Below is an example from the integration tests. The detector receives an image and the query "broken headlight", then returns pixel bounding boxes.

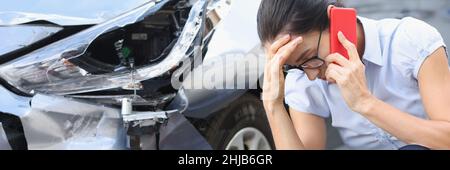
[0,0,206,95]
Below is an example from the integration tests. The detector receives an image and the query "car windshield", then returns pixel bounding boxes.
[0,0,152,25]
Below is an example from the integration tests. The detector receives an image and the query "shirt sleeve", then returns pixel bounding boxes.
[284,70,330,118]
[401,17,447,80]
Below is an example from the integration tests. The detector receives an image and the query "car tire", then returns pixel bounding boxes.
[203,94,274,150]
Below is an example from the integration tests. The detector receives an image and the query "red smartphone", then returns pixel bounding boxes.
[329,7,357,60]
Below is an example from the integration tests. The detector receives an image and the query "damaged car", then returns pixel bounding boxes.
[0,0,273,150]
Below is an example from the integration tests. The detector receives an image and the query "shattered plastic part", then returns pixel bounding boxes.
[0,25,62,56]
[0,0,207,95]
[21,94,126,150]
[0,122,12,150]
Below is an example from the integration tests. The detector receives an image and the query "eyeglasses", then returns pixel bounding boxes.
[284,29,325,72]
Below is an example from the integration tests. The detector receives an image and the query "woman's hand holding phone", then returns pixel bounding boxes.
[325,32,375,114]
[262,35,303,112]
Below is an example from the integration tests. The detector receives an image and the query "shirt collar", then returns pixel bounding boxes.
[358,16,383,66]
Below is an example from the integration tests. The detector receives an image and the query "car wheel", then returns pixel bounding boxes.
[203,94,274,150]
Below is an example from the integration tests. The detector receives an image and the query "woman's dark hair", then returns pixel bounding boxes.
[257,0,342,44]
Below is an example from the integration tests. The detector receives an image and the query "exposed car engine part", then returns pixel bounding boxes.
[70,4,192,74]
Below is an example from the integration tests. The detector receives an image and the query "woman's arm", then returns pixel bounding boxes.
[264,104,305,149]
[262,34,305,149]
[262,34,327,150]
[264,104,327,150]
[326,32,450,149]
[360,47,450,149]
[289,108,327,150]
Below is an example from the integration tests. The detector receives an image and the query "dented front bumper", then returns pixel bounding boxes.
[0,85,211,150]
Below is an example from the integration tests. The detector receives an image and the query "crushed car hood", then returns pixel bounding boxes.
[0,25,62,56]
[0,0,153,26]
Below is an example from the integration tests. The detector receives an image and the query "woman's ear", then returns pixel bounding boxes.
[327,5,335,18]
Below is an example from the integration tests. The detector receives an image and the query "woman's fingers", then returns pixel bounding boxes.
[268,34,291,60]
[269,36,303,86]
[265,35,290,81]
[325,63,344,84]
[263,35,302,101]
[338,31,358,62]
[325,53,350,68]
[275,36,303,68]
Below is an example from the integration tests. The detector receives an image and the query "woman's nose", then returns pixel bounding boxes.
[304,69,320,80]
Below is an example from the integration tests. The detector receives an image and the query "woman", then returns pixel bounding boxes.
[258,0,450,150]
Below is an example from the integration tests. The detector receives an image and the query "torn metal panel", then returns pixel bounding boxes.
[0,25,62,56]
[0,0,207,95]
[0,0,153,26]
[21,94,126,150]
[139,112,212,150]
[0,122,12,150]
